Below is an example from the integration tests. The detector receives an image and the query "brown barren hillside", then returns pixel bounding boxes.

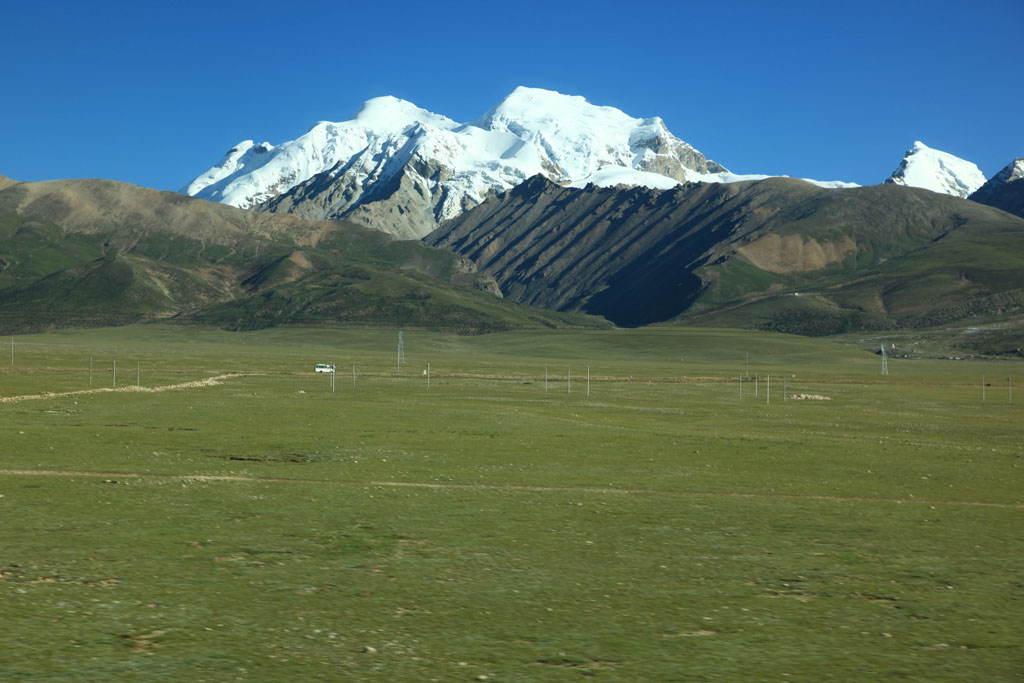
[0,178,335,247]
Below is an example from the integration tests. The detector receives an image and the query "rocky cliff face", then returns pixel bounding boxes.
[263,161,449,241]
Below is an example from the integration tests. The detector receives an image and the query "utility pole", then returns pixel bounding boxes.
[397,330,405,372]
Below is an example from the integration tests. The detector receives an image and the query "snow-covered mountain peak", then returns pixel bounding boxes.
[182,140,276,197]
[352,95,458,133]
[884,141,986,198]
[183,86,857,238]
[968,157,1024,217]
[990,157,1024,184]
[477,86,631,128]
[471,87,692,181]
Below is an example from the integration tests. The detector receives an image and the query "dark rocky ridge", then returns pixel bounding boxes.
[428,175,762,325]
[969,158,1024,219]
[427,175,1024,329]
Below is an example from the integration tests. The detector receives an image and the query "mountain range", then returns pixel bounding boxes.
[183,87,857,239]
[183,88,1023,234]
[3,87,1022,355]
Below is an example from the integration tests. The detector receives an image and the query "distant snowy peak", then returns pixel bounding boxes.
[968,157,1024,219]
[988,157,1024,185]
[568,166,858,191]
[884,141,986,198]
[567,167,683,190]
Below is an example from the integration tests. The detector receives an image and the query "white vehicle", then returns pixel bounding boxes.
[314,363,335,373]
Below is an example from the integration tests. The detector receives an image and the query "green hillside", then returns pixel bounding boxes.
[0,178,605,334]
[683,193,1024,354]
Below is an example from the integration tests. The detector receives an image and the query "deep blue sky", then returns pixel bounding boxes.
[4,0,1021,191]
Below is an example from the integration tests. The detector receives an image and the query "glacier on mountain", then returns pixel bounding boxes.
[884,141,986,198]
[183,87,856,238]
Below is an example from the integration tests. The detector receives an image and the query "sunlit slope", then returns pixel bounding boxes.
[0,178,603,332]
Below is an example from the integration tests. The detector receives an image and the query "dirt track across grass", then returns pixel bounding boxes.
[0,468,1019,509]
[0,373,251,404]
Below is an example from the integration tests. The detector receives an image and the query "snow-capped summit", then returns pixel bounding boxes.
[884,141,986,198]
[183,140,274,198]
[985,157,1024,186]
[472,86,723,181]
[351,95,459,132]
[968,157,1024,219]
[182,87,856,238]
[181,95,459,210]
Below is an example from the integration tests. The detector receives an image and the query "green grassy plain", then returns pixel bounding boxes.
[1,325,1021,681]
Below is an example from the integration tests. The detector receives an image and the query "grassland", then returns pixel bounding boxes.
[1,325,1021,681]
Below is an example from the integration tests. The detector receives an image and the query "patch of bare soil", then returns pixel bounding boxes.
[0,373,250,404]
[119,630,169,652]
[737,234,856,273]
